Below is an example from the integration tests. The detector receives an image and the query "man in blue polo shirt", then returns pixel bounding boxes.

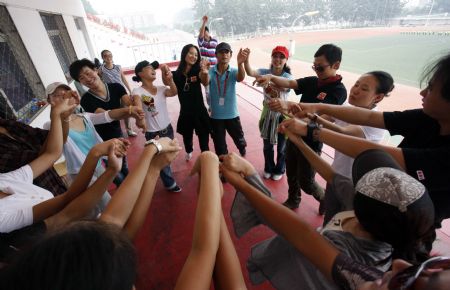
[208,42,247,156]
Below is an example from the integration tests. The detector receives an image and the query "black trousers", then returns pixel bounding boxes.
[181,130,210,153]
[210,117,247,156]
[285,140,324,204]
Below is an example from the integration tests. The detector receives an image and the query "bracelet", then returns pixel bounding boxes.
[128,105,132,115]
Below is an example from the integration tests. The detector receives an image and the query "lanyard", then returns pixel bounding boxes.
[216,70,230,98]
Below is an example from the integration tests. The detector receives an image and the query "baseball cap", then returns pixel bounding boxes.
[134,60,159,76]
[45,82,71,96]
[272,46,289,59]
[215,42,232,54]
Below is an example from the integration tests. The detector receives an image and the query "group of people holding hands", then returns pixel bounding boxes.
[1,14,450,290]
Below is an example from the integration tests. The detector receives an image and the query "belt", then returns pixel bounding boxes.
[153,124,170,135]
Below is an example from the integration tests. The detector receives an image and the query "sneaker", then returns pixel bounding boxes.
[282,199,299,209]
[239,148,246,157]
[127,129,137,137]
[263,171,271,179]
[271,173,283,181]
[185,152,193,161]
[168,185,182,193]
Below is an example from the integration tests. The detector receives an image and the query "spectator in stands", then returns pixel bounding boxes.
[242,46,293,181]
[256,44,347,211]
[198,15,218,66]
[99,49,137,137]
[0,117,67,197]
[221,147,435,290]
[172,44,211,161]
[44,82,145,217]
[198,15,218,110]
[131,60,182,193]
[1,151,249,290]
[208,42,247,157]
[286,52,450,227]
[308,71,393,224]
[69,59,146,187]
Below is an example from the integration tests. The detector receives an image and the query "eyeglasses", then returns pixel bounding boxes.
[312,64,331,72]
[388,256,450,290]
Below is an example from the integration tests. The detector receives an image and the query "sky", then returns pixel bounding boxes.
[88,0,193,26]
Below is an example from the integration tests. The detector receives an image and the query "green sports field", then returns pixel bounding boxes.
[292,33,450,87]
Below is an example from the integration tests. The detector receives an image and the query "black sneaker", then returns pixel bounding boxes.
[168,185,182,193]
[282,199,299,209]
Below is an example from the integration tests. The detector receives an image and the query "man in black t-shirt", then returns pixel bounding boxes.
[287,52,450,226]
[256,44,347,210]
[69,59,146,186]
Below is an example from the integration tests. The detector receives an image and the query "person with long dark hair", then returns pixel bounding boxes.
[242,46,293,181]
[279,52,450,226]
[171,44,211,161]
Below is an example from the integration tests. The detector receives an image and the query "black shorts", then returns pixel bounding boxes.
[0,221,47,264]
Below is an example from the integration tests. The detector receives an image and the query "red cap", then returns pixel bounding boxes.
[272,46,289,59]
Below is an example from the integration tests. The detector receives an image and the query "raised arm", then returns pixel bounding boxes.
[122,141,180,239]
[279,118,405,168]
[160,65,178,97]
[100,138,181,233]
[236,48,246,82]
[198,15,208,40]
[220,154,339,282]
[199,59,211,86]
[40,140,126,228]
[29,98,76,179]
[175,152,222,290]
[242,48,258,77]
[298,103,386,129]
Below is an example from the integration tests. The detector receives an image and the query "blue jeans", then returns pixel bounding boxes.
[145,124,177,189]
[263,133,287,175]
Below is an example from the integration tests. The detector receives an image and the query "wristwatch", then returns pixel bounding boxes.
[144,139,162,154]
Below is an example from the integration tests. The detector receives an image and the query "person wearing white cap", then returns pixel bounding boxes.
[44,82,144,206]
[44,82,145,216]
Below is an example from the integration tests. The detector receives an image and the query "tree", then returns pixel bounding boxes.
[80,0,98,15]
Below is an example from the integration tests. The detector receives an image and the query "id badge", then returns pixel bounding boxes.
[219,97,225,106]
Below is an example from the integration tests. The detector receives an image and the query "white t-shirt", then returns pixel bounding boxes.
[132,86,171,132]
[331,107,386,179]
[0,165,53,233]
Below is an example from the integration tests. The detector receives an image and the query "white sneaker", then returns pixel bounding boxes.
[185,152,192,161]
[263,171,271,179]
[271,174,283,181]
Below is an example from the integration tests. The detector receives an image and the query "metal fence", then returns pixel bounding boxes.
[129,41,187,65]
[0,5,46,122]
[41,12,78,82]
